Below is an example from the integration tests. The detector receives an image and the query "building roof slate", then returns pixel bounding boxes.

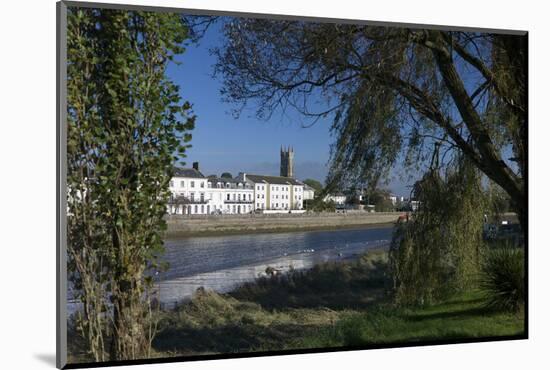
[246,174,304,186]
[173,167,205,178]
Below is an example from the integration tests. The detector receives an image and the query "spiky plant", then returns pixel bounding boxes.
[480,246,524,312]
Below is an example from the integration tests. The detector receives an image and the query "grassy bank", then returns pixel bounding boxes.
[68,248,524,362]
[152,249,524,356]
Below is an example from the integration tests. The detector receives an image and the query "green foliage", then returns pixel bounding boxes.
[303,178,323,194]
[480,246,525,312]
[220,172,233,178]
[67,7,194,361]
[304,198,336,212]
[486,182,512,222]
[389,157,486,306]
[365,189,395,212]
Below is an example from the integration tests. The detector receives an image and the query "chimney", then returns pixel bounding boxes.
[192,162,199,171]
[239,172,247,181]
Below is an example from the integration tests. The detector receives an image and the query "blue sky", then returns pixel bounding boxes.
[166,21,412,196]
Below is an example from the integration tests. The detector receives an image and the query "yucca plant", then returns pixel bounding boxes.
[480,246,525,312]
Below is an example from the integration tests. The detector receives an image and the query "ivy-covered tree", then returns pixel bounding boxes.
[67,7,195,361]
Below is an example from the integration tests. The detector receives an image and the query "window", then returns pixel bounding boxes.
[201,205,204,213]
[169,181,174,187]
[190,193,195,201]
[191,181,195,188]
[180,180,185,187]
[200,193,205,202]
[238,194,241,201]
[200,182,205,188]
[227,194,230,201]
[257,194,260,199]
[194,205,198,213]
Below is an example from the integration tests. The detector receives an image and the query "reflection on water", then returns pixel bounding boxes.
[68,226,393,312]
[157,227,393,308]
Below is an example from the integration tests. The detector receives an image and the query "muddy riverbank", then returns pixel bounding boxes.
[164,212,400,238]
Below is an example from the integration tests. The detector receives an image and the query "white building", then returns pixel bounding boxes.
[244,174,305,211]
[167,164,255,215]
[167,145,309,215]
[323,193,347,206]
[168,164,210,215]
[207,175,254,214]
[303,184,316,200]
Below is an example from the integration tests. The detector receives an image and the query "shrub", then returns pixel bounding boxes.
[479,247,524,312]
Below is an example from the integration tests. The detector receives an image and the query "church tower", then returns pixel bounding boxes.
[280,146,294,178]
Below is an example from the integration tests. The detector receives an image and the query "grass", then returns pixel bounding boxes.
[67,248,525,361]
[292,291,524,349]
[151,248,524,356]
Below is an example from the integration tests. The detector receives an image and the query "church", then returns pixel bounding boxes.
[167,146,311,215]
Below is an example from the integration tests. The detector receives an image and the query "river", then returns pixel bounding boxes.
[67,226,394,312]
[156,226,393,308]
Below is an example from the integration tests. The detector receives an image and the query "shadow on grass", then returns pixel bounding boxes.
[404,306,495,322]
[153,323,318,354]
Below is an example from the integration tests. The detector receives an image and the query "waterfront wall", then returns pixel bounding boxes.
[164,212,400,237]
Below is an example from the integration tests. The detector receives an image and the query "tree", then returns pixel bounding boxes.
[389,156,486,305]
[303,178,323,194]
[213,20,526,230]
[365,188,395,212]
[220,172,233,179]
[67,7,195,361]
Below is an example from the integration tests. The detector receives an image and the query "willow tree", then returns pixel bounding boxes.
[213,20,526,230]
[67,7,195,361]
[389,156,486,305]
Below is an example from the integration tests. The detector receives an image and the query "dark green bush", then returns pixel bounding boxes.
[480,247,524,312]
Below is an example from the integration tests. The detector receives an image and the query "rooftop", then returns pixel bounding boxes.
[173,167,205,179]
[246,174,304,186]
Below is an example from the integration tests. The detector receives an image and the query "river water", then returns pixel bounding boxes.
[68,226,394,312]
[156,226,393,308]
